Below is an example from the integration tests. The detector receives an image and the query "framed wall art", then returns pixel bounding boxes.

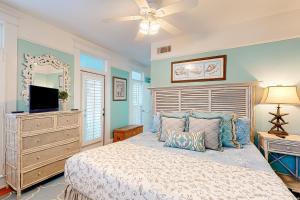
[113,76,127,101]
[171,55,227,83]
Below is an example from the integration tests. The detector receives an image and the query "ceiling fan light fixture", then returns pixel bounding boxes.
[139,20,160,35]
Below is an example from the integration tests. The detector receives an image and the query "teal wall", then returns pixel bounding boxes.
[151,38,300,88]
[110,67,129,138]
[151,38,300,133]
[17,39,75,111]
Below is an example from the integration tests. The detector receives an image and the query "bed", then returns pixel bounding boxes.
[64,83,296,200]
[64,132,295,200]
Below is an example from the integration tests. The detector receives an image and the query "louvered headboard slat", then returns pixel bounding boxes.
[151,82,256,140]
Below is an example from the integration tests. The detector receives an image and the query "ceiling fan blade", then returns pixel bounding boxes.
[157,19,181,35]
[156,0,198,17]
[134,0,150,10]
[103,16,142,22]
[135,31,145,41]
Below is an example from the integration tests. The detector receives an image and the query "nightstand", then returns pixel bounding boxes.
[258,131,300,193]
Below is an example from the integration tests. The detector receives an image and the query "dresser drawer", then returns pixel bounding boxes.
[57,114,79,127]
[22,159,66,188]
[269,141,300,155]
[22,141,79,169]
[21,117,54,132]
[22,128,79,150]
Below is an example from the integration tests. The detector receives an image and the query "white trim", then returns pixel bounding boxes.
[81,71,105,146]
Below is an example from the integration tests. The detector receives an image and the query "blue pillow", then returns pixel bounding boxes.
[190,111,241,148]
[236,118,250,145]
[151,114,160,133]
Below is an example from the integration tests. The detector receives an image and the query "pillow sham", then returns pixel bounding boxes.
[164,130,205,152]
[159,117,185,142]
[189,117,222,151]
[160,111,189,132]
[236,117,250,145]
[190,111,240,148]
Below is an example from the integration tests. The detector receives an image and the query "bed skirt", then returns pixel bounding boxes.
[64,185,92,200]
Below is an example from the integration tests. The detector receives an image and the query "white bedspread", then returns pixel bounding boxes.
[65,133,295,200]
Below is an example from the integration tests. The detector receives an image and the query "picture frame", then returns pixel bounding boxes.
[113,76,127,101]
[171,55,227,83]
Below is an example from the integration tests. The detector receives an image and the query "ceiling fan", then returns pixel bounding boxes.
[104,0,198,40]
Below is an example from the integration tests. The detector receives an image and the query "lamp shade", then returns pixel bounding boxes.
[261,86,300,104]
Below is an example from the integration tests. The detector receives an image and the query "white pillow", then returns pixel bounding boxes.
[159,117,185,142]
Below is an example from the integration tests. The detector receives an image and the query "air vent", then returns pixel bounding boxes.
[157,45,171,54]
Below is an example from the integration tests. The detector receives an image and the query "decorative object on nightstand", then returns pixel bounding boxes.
[113,125,143,142]
[260,86,300,137]
[258,131,300,193]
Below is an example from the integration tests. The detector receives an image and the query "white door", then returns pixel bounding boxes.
[142,82,152,131]
[81,72,105,145]
[132,79,143,125]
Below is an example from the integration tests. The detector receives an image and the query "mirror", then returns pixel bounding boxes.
[22,54,71,103]
[32,64,64,89]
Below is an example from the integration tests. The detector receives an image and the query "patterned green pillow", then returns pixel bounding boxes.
[164,130,205,152]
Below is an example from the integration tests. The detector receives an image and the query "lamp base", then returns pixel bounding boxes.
[268,104,289,138]
[268,130,288,138]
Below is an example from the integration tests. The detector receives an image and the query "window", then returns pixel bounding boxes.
[81,72,105,145]
[131,71,144,124]
[80,53,105,72]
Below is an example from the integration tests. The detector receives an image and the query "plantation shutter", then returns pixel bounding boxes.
[132,80,143,124]
[152,84,253,119]
[154,89,180,112]
[82,72,104,144]
[211,88,248,117]
[181,89,209,111]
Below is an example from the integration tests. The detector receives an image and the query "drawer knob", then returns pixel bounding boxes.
[36,156,41,160]
[286,146,291,150]
[37,171,41,176]
[36,139,40,143]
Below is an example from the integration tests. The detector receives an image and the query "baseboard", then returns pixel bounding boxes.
[0,176,6,190]
[104,138,113,145]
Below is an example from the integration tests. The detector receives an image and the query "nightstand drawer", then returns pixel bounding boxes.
[269,141,300,155]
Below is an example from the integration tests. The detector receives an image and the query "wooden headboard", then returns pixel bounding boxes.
[150,82,256,140]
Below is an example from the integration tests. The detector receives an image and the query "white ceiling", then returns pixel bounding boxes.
[2,0,300,67]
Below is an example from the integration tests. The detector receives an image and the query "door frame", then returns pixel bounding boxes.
[80,69,105,147]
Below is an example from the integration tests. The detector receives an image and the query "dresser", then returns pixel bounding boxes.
[113,125,143,142]
[258,131,300,193]
[5,111,82,198]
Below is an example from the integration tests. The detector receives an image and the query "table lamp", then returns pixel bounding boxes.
[260,86,300,137]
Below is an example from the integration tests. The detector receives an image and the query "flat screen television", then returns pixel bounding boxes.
[29,85,59,113]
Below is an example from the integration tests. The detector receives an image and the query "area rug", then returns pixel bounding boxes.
[0,175,65,200]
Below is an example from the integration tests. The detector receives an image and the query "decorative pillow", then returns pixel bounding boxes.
[236,117,250,145]
[160,111,189,132]
[151,114,160,133]
[159,117,185,142]
[190,111,240,148]
[164,130,205,152]
[189,117,222,151]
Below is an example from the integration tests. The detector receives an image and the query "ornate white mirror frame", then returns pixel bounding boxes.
[21,54,71,103]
